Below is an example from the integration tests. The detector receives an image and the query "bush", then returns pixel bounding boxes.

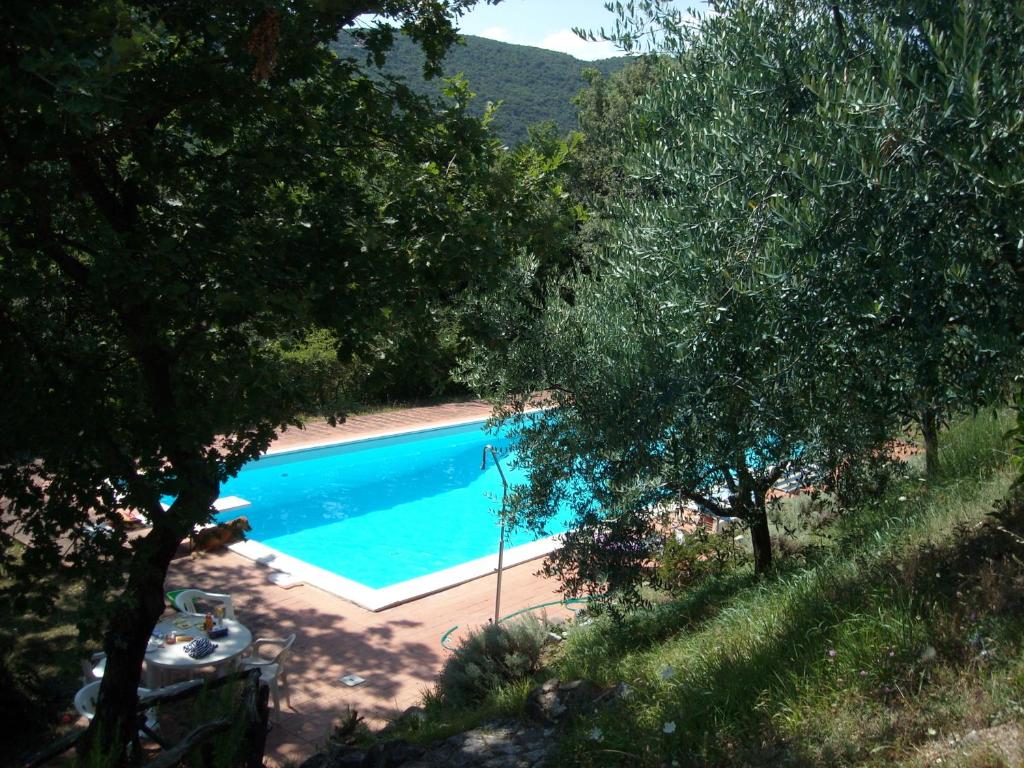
[656,527,744,596]
[437,615,549,707]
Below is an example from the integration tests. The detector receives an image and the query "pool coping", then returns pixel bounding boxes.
[229,533,562,612]
[228,408,562,612]
[264,412,503,456]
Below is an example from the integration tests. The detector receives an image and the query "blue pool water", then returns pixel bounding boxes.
[210,420,571,589]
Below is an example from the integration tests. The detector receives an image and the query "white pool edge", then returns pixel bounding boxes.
[229,533,562,611]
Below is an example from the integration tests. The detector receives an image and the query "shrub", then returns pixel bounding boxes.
[185,678,250,768]
[437,615,549,707]
[657,527,744,595]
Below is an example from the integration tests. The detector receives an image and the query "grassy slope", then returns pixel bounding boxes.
[408,412,1024,766]
[0,565,93,764]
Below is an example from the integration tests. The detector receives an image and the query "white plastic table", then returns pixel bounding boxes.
[145,615,252,687]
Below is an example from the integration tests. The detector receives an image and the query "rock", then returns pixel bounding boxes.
[525,684,566,724]
[557,679,600,720]
[306,717,555,768]
[362,739,425,768]
[525,678,617,725]
[523,746,548,763]
[300,746,366,768]
[334,750,369,768]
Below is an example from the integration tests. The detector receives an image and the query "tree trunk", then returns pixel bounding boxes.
[748,493,772,576]
[921,407,940,477]
[78,485,213,764]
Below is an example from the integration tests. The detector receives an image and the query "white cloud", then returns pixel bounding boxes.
[538,28,623,60]
[479,25,515,43]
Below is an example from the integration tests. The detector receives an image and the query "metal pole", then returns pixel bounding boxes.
[481,445,508,625]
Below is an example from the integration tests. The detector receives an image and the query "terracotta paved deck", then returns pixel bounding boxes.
[270,399,495,452]
[165,401,571,766]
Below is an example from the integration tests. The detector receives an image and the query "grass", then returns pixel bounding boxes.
[0,546,100,764]
[401,411,1024,767]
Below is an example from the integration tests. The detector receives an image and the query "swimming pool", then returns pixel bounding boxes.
[213,418,572,609]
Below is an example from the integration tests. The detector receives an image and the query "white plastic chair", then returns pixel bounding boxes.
[173,588,236,619]
[74,681,158,732]
[241,634,296,720]
[80,651,106,684]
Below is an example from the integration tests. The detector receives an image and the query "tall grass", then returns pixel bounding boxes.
[546,411,1020,766]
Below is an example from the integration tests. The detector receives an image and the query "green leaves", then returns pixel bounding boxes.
[1,0,540,751]
[478,0,1024,602]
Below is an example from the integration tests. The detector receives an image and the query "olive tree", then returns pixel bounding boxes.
[474,0,1023,602]
[793,0,1023,475]
[470,3,892,596]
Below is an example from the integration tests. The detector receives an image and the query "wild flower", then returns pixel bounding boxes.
[827,649,837,659]
[659,665,676,681]
[663,722,677,734]
[589,727,603,741]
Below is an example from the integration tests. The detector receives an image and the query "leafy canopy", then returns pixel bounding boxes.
[0,0,574,756]
[471,0,1023,601]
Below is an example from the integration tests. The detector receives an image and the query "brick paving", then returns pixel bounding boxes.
[164,401,572,767]
[270,399,495,452]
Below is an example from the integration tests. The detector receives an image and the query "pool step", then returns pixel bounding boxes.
[159,495,252,513]
[212,496,251,513]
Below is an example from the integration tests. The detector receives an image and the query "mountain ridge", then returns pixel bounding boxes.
[331,32,630,145]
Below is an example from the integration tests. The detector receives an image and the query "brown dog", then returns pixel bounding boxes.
[191,516,252,555]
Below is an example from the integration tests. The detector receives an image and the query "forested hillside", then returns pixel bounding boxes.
[331,32,628,144]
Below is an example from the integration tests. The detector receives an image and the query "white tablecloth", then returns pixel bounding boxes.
[145,615,252,686]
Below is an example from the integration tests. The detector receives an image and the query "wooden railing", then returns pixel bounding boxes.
[23,668,269,768]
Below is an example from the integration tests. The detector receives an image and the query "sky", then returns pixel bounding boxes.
[454,1,709,60]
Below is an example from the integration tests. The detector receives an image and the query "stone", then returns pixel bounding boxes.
[305,717,557,768]
[362,739,425,768]
[526,680,568,724]
[524,678,623,725]
[301,746,367,768]
[525,689,565,724]
[523,746,548,764]
[554,679,599,720]
[333,750,369,768]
